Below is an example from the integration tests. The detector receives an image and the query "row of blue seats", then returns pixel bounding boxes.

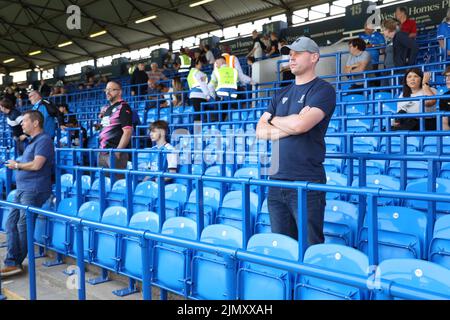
[1,198,449,300]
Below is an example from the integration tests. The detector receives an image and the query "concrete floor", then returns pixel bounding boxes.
[0,233,184,301]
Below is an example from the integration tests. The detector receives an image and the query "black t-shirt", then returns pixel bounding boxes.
[99,101,133,149]
[266,77,336,181]
[270,40,280,55]
[7,108,24,138]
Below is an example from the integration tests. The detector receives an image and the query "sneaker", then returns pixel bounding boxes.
[0,266,23,277]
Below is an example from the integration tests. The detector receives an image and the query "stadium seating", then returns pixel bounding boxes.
[190,224,243,300]
[237,233,298,300]
[324,200,358,247]
[429,214,450,269]
[295,244,369,300]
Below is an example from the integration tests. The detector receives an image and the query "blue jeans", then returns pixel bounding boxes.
[4,190,52,267]
[268,180,326,246]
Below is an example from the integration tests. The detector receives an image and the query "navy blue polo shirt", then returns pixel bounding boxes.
[267,77,336,181]
[16,132,54,192]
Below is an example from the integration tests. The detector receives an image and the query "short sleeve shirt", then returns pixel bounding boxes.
[16,132,54,192]
[266,77,336,181]
[401,19,417,36]
[438,22,450,50]
[99,100,133,149]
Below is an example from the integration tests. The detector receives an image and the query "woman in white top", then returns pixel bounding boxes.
[393,68,438,131]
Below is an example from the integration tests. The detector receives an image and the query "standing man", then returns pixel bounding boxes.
[28,90,64,139]
[256,37,336,245]
[130,63,149,96]
[0,98,27,156]
[395,6,417,38]
[98,81,133,180]
[0,110,54,277]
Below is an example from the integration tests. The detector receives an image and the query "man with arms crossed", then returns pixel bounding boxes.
[256,37,336,245]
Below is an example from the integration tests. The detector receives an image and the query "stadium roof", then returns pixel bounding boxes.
[0,0,328,74]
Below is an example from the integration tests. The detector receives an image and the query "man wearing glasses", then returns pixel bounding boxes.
[441,66,450,131]
[98,81,133,179]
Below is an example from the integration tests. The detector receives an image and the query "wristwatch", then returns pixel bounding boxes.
[268,114,274,126]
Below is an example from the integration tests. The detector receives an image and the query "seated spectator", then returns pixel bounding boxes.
[147,62,168,83]
[143,120,178,182]
[382,19,418,68]
[395,6,417,38]
[266,32,280,58]
[344,38,372,89]
[438,8,450,59]
[392,68,438,131]
[157,84,171,108]
[359,22,386,70]
[440,66,450,131]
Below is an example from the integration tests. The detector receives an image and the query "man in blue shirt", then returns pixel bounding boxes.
[438,9,450,59]
[256,37,336,245]
[359,22,386,70]
[0,110,54,277]
[28,90,64,139]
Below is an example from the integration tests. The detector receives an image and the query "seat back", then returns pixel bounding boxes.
[375,259,450,300]
[161,217,197,240]
[77,201,101,222]
[101,206,128,227]
[57,198,78,217]
[200,224,243,248]
[429,215,450,268]
[406,178,450,213]
[296,244,369,300]
[129,211,159,232]
[324,200,358,246]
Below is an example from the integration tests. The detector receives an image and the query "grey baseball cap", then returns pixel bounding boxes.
[280,36,320,55]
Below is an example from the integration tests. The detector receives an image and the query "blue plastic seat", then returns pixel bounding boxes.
[71,201,102,261]
[49,198,78,254]
[380,136,421,153]
[352,137,379,153]
[255,199,271,234]
[203,165,233,189]
[216,191,258,230]
[387,160,428,180]
[325,172,348,200]
[133,181,158,213]
[374,259,450,300]
[295,244,369,300]
[324,200,358,247]
[231,167,259,192]
[325,137,342,152]
[153,217,198,296]
[429,214,450,269]
[237,233,298,300]
[93,206,128,271]
[182,187,220,226]
[358,206,427,261]
[86,177,111,202]
[323,158,344,173]
[106,179,127,207]
[60,174,74,198]
[405,178,450,213]
[343,159,386,176]
[351,175,400,206]
[0,190,16,232]
[440,162,450,179]
[423,136,450,153]
[164,183,188,219]
[70,175,92,198]
[190,224,243,300]
[341,94,367,115]
[373,92,396,114]
[346,119,372,132]
[120,211,159,280]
